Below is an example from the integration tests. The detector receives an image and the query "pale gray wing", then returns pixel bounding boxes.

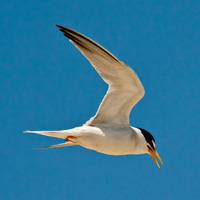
[56,25,145,125]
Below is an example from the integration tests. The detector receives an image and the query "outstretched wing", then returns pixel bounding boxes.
[56,25,145,125]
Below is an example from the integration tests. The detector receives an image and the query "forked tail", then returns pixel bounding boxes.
[24,130,78,149]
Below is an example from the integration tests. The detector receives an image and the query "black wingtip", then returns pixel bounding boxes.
[54,24,120,62]
[55,25,66,32]
[55,24,62,28]
[55,24,68,31]
[55,25,70,35]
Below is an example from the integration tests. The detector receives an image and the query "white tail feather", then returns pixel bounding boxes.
[23,130,69,139]
[37,141,77,149]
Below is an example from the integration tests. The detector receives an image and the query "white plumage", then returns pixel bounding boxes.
[24,25,163,167]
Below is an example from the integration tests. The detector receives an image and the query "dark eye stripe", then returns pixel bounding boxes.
[137,128,156,149]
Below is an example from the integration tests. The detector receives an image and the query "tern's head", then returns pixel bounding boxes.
[138,128,163,168]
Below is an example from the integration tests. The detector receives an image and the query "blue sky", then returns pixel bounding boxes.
[1,0,200,199]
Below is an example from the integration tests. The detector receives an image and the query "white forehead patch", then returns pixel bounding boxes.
[152,140,155,148]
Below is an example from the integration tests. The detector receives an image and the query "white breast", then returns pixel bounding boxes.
[73,125,148,155]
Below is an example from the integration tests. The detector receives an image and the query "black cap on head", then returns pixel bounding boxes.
[137,128,156,149]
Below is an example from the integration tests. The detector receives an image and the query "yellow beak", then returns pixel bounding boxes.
[148,146,163,168]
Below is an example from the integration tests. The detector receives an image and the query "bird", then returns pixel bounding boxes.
[24,25,163,168]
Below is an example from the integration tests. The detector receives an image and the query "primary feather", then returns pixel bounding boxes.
[56,25,145,126]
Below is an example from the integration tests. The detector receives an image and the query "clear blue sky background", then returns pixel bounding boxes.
[1,0,200,199]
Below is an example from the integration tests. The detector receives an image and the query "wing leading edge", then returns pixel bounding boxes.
[56,25,145,125]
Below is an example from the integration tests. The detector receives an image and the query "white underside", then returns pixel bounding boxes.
[25,125,149,155]
[24,27,149,156]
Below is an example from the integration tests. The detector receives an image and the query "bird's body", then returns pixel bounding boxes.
[28,126,147,155]
[82,126,148,155]
[25,25,163,167]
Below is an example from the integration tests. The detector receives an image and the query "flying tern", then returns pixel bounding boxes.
[24,25,163,167]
